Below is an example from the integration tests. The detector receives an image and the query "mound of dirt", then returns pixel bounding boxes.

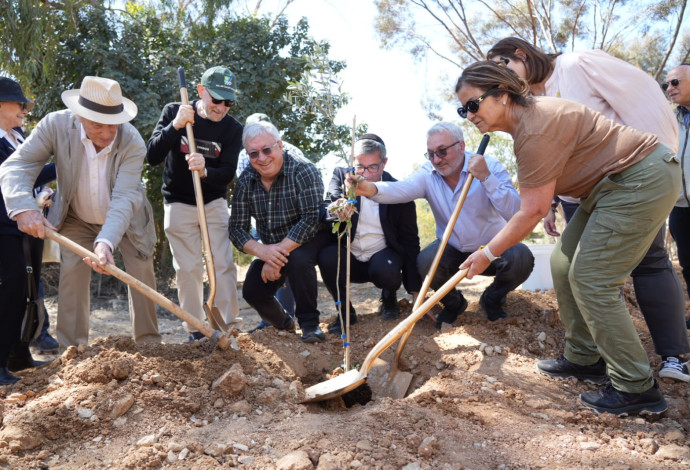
[1,275,689,469]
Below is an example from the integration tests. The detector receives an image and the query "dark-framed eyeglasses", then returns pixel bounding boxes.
[355,163,381,173]
[457,88,500,119]
[661,79,681,92]
[425,141,460,160]
[248,141,279,160]
[210,96,235,107]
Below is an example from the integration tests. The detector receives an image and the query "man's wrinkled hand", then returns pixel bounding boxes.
[83,242,114,274]
[328,198,355,221]
[172,104,195,130]
[16,210,55,239]
[260,243,289,269]
[261,263,282,283]
[459,249,490,280]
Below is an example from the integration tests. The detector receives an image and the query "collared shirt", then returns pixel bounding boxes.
[70,125,116,226]
[372,153,520,252]
[351,196,387,262]
[0,127,24,150]
[229,151,324,249]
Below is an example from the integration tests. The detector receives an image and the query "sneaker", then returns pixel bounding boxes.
[31,332,59,353]
[480,291,507,321]
[188,331,205,342]
[379,289,400,321]
[435,295,468,329]
[300,326,326,343]
[659,357,690,382]
[536,355,608,384]
[579,380,668,416]
[328,314,358,335]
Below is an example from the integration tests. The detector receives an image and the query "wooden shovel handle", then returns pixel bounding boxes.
[44,228,228,347]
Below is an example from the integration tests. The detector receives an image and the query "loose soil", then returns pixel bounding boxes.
[1,265,689,469]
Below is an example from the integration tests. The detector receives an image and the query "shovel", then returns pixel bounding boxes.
[45,228,233,350]
[177,67,228,333]
[367,134,490,399]
[302,268,468,402]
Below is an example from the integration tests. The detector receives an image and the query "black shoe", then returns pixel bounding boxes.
[328,314,358,335]
[31,331,59,353]
[7,354,48,372]
[537,354,608,384]
[435,295,468,329]
[188,331,205,342]
[0,367,20,385]
[579,380,668,416]
[379,289,400,321]
[480,291,507,321]
[300,326,326,343]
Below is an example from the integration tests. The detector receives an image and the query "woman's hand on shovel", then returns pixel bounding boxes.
[459,248,491,280]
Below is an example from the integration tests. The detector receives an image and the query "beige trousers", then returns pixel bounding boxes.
[164,198,239,332]
[56,210,160,347]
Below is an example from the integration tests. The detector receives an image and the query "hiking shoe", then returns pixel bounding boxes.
[659,357,690,382]
[379,289,400,321]
[31,332,59,353]
[300,326,326,343]
[536,355,608,384]
[579,380,668,416]
[435,295,468,329]
[188,331,205,342]
[328,314,358,335]
[480,291,507,321]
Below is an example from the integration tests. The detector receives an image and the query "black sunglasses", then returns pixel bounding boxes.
[661,79,681,92]
[210,96,235,107]
[425,141,460,160]
[457,88,500,118]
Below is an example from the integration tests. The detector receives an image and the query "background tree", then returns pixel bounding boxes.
[0,0,350,274]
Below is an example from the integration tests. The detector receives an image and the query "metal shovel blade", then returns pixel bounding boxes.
[366,357,413,399]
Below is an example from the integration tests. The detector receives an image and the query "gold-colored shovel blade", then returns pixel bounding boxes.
[366,357,413,399]
[301,369,367,403]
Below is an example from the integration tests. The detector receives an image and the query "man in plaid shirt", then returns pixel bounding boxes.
[229,121,330,342]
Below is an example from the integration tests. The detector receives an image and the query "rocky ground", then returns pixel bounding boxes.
[1,264,689,469]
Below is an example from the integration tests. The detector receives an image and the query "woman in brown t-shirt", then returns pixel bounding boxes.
[454,60,680,416]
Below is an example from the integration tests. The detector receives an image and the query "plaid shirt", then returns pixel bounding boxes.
[229,151,324,249]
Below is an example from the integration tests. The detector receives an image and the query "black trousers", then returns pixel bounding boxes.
[318,242,403,316]
[242,230,331,330]
[0,234,43,366]
[417,240,534,311]
[569,205,689,357]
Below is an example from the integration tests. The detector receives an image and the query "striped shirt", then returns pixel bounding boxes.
[229,151,324,248]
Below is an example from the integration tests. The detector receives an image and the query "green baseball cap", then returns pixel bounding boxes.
[200,66,237,101]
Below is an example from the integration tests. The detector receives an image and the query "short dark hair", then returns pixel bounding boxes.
[486,37,560,85]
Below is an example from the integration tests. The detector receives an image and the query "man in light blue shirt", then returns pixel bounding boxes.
[352,122,534,327]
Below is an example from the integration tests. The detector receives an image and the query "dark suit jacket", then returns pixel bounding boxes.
[327,167,422,293]
[0,127,56,236]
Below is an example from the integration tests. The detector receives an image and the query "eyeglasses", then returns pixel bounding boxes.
[248,141,279,159]
[425,141,460,160]
[661,79,682,92]
[210,96,235,107]
[457,88,499,118]
[355,163,381,173]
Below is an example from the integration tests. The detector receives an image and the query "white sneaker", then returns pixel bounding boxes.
[659,357,690,382]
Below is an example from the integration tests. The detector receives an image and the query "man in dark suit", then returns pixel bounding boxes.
[319,134,422,335]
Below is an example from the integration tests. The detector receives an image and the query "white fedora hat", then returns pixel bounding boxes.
[61,76,137,125]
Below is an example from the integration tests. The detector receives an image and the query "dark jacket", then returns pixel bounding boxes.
[328,167,422,293]
[0,127,56,236]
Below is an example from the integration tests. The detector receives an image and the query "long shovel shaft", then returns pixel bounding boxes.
[44,228,226,345]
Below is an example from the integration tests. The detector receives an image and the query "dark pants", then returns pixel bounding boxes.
[569,205,689,357]
[243,230,331,330]
[318,243,403,316]
[417,240,534,311]
[0,234,43,366]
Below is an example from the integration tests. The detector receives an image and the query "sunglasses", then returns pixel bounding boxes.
[248,141,279,160]
[355,163,381,173]
[661,79,681,92]
[457,88,499,118]
[425,141,460,160]
[210,96,235,107]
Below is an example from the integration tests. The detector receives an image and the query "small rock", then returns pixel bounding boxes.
[136,434,158,447]
[665,430,685,442]
[257,388,280,404]
[204,442,226,457]
[77,408,94,419]
[0,426,43,452]
[356,440,373,451]
[418,436,436,457]
[6,393,27,404]
[212,363,247,397]
[166,451,177,463]
[276,450,314,470]
[300,350,311,357]
[77,343,87,353]
[178,448,189,460]
[168,441,185,452]
[494,346,503,355]
[401,463,422,470]
[536,332,546,342]
[579,442,600,451]
[238,456,255,464]
[113,417,127,428]
[213,398,224,409]
[351,460,363,468]
[485,346,495,356]
[639,438,658,455]
[110,394,135,418]
[63,346,78,360]
[479,343,487,352]
[228,400,252,415]
[657,444,690,460]
[110,358,133,380]
[233,443,249,452]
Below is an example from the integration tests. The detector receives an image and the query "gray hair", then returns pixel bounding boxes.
[427,122,464,142]
[354,139,387,160]
[242,121,281,147]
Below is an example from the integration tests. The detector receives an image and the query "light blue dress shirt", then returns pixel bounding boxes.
[372,152,521,252]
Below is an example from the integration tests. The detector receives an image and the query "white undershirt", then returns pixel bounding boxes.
[351,196,387,262]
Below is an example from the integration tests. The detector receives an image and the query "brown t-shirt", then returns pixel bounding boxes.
[514,97,658,198]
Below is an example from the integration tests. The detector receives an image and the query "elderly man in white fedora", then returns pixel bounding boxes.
[0,76,160,348]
